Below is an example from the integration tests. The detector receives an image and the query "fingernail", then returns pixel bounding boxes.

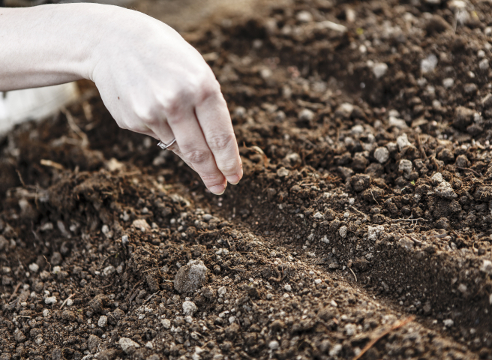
[209,184,226,195]
[227,174,241,185]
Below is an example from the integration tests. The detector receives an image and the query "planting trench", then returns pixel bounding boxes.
[1,0,492,359]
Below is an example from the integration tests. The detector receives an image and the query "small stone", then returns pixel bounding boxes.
[351,124,364,135]
[367,226,384,241]
[14,329,26,343]
[329,344,343,357]
[399,160,413,174]
[43,309,50,317]
[88,334,101,353]
[284,284,292,291]
[388,116,407,129]
[480,260,492,275]
[458,283,467,293]
[339,226,348,238]
[277,167,290,178]
[119,337,140,353]
[183,301,198,316]
[374,147,389,163]
[29,263,39,273]
[396,133,412,151]
[435,181,457,199]
[132,219,150,232]
[269,340,280,350]
[296,10,313,23]
[174,260,208,294]
[443,319,454,327]
[298,108,315,122]
[431,172,444,185]
[335,103,354,118]
[421,54,438,73]
[161,319,171,329]
[442,78,454,88]
[102,266,115,277]
[44,296,57,305]
[98,315,108,327]
[373,63,388,78]
[479,59,489,70]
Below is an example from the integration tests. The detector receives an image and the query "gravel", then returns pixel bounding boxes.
[174,259,208,294]
[182,300,198,316]
[374,147,390,163]
[435,181,458,199]
[119,337,140,353]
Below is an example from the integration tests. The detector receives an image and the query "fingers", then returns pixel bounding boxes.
[195,90,243,185]
[150,108,227,195]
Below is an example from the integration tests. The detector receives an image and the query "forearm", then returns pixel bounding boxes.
[0,3,116,91]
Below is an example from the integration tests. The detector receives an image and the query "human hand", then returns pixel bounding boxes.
[90,6,242,194]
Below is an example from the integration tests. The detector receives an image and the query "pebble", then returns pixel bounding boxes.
[421,54,438,73]
[351,124,364,135]
[98,315,107,328]
[132,219,150,232]
[183,301,198,316]
[119,337,140,353]
[399,160,413,174]
[367,226,384,241]
[329,344,343,356]
[298,108,315,122]
[203,214,213,222]
[284,284,292,291]
[442,78,454,88]
[161,319,171,329]
[480,260,492,275]
[479,59,489,70]
[45,296,57,305]
[396,133,412,151]
[102,266,115,276]
[88,334,101,353]
[431,172,444,185]
[389,116,407,129]
[435,181,457,199]
[373,62,388,78]
[443,319,454,327]
[174,260,208,294]
[269,340,280,350]
[29,263,39,273]
[374,147,389,163]
[339,226,348,238]
[43,309,50,317]
[296,10,313,23]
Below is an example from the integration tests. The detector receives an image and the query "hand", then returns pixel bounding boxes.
[90,7,242,194]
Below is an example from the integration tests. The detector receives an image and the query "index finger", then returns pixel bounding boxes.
[195,90,243,185]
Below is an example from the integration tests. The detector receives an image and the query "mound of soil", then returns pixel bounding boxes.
[1,0,492,359]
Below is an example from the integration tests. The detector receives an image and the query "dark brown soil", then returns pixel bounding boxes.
[2,1,492,359]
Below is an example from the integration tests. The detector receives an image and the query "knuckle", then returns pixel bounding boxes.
[198,79,222,103]
[208,133,235,152]
[183,148,211,164]
[218,161,239,176]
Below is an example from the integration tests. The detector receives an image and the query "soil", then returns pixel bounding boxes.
[2,0,492,359]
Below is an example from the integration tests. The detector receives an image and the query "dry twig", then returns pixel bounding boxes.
[352,315,415,360]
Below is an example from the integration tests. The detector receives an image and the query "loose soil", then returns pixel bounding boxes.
[2,0,492,359]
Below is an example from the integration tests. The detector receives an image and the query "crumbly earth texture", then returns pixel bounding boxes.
[2,0,492,359]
